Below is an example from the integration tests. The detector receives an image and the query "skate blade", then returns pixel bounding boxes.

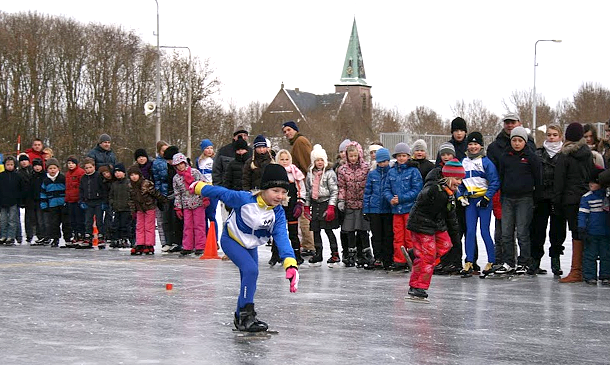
[327,263,340,268]
[405,295,430,304]
[400,246,413,269]
[233,329,278,338]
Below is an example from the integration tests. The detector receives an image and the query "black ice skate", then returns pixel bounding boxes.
[327,252,341,268]
[308,249,323,266]
[131,245,146,255]
[234,303,269,333]
[406,287,430,304]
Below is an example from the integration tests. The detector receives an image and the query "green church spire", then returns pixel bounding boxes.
[338,18,367,86]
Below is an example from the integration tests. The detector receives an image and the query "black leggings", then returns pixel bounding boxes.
[313,229,338,253]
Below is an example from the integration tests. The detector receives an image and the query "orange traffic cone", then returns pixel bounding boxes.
[200,221,220,260]
[92,216,99,249]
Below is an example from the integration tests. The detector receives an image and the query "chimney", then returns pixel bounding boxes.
[295,87,300,93]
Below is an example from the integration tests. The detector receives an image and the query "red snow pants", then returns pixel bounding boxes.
[409,231,452,289]
[393,213,412,263]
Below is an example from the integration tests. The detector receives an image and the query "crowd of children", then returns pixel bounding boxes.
[2,118,610,301]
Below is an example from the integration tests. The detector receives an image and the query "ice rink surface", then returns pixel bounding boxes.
[1,230,610,364]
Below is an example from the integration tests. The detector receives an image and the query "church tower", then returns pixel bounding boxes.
[335,18,372,124]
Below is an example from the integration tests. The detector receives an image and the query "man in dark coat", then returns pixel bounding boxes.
[87,133,117,170]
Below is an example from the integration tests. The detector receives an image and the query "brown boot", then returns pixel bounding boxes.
[559,240,583,283]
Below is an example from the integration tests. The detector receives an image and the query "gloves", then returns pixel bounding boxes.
[202,197,210,209]
[174,208,184,220]
[477,196,490,208]
[458,196,469,207]
[304,206,312,221]
[101,203,109,211]
[325,205,336,222]
[337,200,345,212]
[293,201,304,218]
[79,202,88,210]
[285,267,299,293]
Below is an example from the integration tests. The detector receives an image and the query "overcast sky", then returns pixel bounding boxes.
[4,0,610,121]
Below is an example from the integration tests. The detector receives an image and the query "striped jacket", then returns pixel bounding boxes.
[40,173,66,209]
[458,155,500,200]
[578,189,610,236]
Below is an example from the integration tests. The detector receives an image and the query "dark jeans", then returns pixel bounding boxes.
[24,201,39,240]
[67,202,85,235]
[530,199,566,259]
[84,200,104,236]
[313,229,338,253]
[103,204,112,238]
[45,205,71,240]
[112,211,133,240]
[583,235,610,281]
[494,218,504,264]
[369,213,394,265]
[33,203,45,239]
[501,196,534,267]
[164,199,183,247]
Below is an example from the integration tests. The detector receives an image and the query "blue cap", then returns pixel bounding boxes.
[200,139,213,150]
[376,148,391,163]
[282,120,299,132]
[253,135,267,148]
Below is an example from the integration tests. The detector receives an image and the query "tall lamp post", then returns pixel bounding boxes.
[160,46,192,159]
[154,0,161,143]
[533,39,561,144]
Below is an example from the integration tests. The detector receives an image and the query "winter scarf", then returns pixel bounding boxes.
[47,172,58,182]
[466,150,485,159]
[311,168,324,201]
[284,164,305,183]
[543,140,563,158]
[176,166,195,189]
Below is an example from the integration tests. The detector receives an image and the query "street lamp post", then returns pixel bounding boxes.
[533,39,561,144]
[154,0,161,144]
[160,46,192,159]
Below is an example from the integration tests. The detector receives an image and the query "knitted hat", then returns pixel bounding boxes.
[375,148,391,163]
[503,113,520,122]
[412,139,427,153]
[510,126,528,142]
[163,145,179,160]
[234,137,249,151]
[565,122,584,142]
[310,144,328,168]
[392,142,411,157]
[46,158,60,169]
[451,117,468,133]
[172,153,188,166]
[253,134,267,148]
[442,158,466,178]
[282,120,299,132]
[368,143,383,154]
[113,163,126,173]
[233,126,249,136]
[590,165,605,184]
[98,133,111,143]
[200,139,213,150]
[134,148,148,160]
[438,142,456,156]
[32,158,43,167]
[260,163,290,191]
[18,153,30,162]
[127,165,141,176]
[66,155,78,165]
[466,132,484,146]
[339,139,351,152]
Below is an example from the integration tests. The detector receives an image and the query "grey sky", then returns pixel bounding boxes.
[4,0,609,121]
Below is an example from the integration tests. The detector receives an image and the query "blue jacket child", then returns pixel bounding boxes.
[382,160,423,214]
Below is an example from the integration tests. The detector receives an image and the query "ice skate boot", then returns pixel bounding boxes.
[180,249,193,256]
[479,262,495,278]
[268,245,280,266]
[293,249,304,266]
[308,249,323,266]
[406,287,430,303]
[343,248,357,267]
[194,249,204,256]
[168,244,182,253]
[131,245,146,255]
[143,245,154,255]
[4,238,15,246]
[551,257,563,277]
[460,262,473,278]
[327,252,341,268]
[49,239,59,248]
[493,263,515,276]
[0,238,6,244]
[234,303,268,332]
[358,247,375,269]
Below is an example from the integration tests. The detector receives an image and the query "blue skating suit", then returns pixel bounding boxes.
[195,184,296,313]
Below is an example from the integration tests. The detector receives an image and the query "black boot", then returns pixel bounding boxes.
[344,248,357,267]
[294,249,304,265]
[268,244,280,266]
[308,247,323,265]
[235,303,268,332]
[408,286,428,298]
[551,257,563,276]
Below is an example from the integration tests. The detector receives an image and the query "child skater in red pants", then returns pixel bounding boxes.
[406,159,464,301]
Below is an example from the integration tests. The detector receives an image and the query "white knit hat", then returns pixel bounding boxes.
[310,144,328,169]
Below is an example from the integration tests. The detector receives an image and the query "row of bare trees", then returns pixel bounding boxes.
[2,11,609,164]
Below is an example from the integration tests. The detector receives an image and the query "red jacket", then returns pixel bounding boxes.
[26,148,46,169]
[65,166,85,203]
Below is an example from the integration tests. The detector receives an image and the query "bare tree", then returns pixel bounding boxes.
[502,90,555,143]
[557,82,610,124]
[405,106,446,135]
[451,99,500,135]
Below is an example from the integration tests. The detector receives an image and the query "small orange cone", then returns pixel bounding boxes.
[200,221,220,260]
[92,216,99,249]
